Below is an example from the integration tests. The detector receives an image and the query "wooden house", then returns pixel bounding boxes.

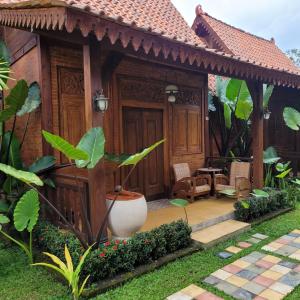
[193,5,300,171]
[0,0,300,237]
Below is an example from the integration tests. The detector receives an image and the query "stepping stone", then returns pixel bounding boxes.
[203,251,300,300]
[252,233,269,240]
[166,284,223,300]
[262,230,300,262]
[238,241,252,249]
[247,237,261,244]
[225,246,243,254]
[216,251,233,259]
[192,220,250,249]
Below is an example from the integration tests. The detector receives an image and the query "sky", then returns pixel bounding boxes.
[171,0,300,51]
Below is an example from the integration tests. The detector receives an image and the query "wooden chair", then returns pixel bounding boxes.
[172,163,211,202]
[214,161,251,198]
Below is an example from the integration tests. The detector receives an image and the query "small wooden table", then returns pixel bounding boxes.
[197,167,223,195]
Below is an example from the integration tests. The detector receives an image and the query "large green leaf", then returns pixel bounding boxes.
[275,161,290,172]
[263,146,280,165]
[1,131,22,169]
[75,127,105,169]
[251,189,269,198]
[104,153,131,165]
[0,80,28,121]
[283,107,300,131]
[219,189,236,196]
[263,84,274,109]
[0,163,44,186]
[120,139,165,167]
[276,168,292,179]
[223,102,232,129]
[42,131,89,161]
[235,99,253,120]
[215,76,229,103]
[28,156,56,174]
[0,201,9,213]
[226,79,250,103]
[170,199,188,208]
[0,213,10,231]
[0,41,10,64]
[17,82,41,116]
[14,189,39,232]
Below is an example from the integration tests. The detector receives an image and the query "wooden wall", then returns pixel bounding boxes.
[2,27,42,165]
[104,57,207,196]
[266,86,300,172]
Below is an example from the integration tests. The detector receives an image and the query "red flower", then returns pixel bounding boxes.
[115,240,120,245]
[104,241,110,247]
[113,245,118,251]
[99,252,105,258]
[122,240,127,245]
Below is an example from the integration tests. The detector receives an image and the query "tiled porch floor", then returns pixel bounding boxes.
[140,197,236,232]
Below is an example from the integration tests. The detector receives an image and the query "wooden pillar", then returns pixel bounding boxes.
[203,74,210,159]
[247,80,264,189]
[83,38,107,238]
[37,37,53,155]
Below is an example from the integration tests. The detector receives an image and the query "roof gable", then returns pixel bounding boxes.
[193,5,299,74]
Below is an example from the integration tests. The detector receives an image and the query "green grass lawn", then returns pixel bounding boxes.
[2,206,300,300]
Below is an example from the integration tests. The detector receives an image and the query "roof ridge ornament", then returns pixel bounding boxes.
[195,4,204,16]
[270,37,275,44]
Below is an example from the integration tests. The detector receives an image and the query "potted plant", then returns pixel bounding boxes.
[106,189,147,240]
[104,140,164,240]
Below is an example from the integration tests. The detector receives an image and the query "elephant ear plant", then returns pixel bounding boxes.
[0,126,165,250]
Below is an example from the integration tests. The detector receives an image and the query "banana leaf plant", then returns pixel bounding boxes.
[209,76,274,157]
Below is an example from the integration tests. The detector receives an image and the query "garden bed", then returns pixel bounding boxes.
[250,207,293,226]
[83,240,202,298]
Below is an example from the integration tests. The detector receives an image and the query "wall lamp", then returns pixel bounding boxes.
[94,89,109,113]
[165,84,179,103]
[263,108,271,120]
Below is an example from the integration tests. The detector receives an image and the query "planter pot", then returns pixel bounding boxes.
[106,190,148,240]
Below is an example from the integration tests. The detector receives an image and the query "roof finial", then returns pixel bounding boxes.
[270,37,275,44]
[195,4,204,16]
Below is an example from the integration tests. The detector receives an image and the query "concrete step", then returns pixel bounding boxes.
[191,211,235,232]
[192,219,251,249]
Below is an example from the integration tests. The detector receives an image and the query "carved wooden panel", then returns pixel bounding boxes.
[57,67,85,162]
[49,176,89,234]
[173,107,188,153]
[119,77,165,103]
[176,88,203,106]
[188,110,202,153]
[173,106,203,155]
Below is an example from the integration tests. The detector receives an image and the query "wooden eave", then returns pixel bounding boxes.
[1,6,300,88]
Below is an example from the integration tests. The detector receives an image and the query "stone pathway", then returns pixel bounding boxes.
[262,229,300,261]
[203,251,300,299]
[167,284,223,300]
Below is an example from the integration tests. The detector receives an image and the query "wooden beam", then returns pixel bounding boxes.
[83,37,107,239]
[247,80,264,188]
[37,36,53,155]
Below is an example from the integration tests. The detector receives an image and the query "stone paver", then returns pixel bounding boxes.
[166,284,223,300]
[217,251,233,259]
[203,251,300,299]
[262,230,300,261]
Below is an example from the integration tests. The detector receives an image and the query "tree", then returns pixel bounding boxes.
[286,49,300,67]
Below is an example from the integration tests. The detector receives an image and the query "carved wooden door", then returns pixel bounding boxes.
[123,107,164,200]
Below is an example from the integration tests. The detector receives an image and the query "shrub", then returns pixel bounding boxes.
[35,219,192,283]
[234,188,291,222]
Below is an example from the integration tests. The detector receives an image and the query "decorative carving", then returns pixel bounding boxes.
[60,68,84,95]
[120,78,165,103]
[176,88,202,106]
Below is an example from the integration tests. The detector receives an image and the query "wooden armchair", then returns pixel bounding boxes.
[214,161,251,198]
[172,163,211,202]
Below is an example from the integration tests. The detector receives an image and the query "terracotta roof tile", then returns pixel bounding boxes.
[0,0,207,47]
[194,6,299,74]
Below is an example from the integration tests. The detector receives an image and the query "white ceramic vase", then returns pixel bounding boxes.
[106,191,148,240]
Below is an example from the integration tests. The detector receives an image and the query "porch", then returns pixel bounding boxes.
[141,197,236,232]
